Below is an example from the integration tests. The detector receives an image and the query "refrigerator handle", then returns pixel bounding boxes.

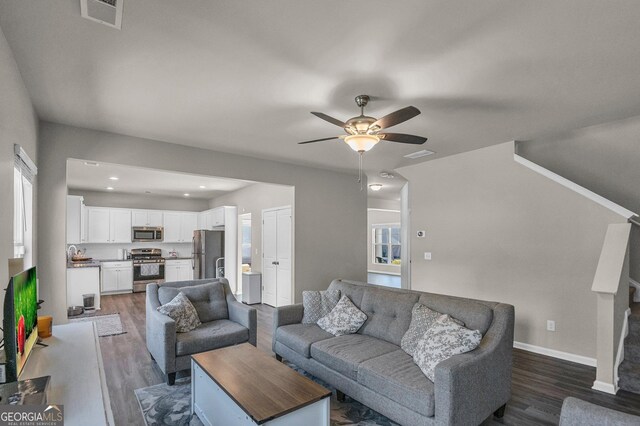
[191,236,196,270]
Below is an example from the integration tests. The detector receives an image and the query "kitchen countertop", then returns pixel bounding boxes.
[67,260,101,269]
[165,257,192,261]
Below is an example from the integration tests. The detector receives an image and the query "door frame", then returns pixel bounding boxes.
[261,205,294,306]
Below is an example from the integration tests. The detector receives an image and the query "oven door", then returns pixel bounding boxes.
[133,263,165,292]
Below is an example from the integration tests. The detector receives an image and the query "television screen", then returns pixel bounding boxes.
[11,267,38,379]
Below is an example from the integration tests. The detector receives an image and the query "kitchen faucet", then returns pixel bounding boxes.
[67,245,78,261]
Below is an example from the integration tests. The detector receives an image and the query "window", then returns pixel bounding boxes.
[372,224,401,265]
[13,145,36,267]
[240,214,252,269]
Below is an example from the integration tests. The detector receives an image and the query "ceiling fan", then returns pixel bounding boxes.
[298,95,428,187]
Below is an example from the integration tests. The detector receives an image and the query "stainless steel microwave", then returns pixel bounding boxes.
[132,227,164,242]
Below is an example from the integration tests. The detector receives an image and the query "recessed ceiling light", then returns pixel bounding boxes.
[369,184,383,191]
[106,187,114,191]
[184,193,190,197]
[404,149,435,159]
[84,161,99,167]
[199,185,206,189]
[109,176,119,181]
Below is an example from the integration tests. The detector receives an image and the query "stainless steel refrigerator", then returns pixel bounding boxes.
[192,229,225,279]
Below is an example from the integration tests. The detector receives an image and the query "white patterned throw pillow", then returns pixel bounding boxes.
[317,295,367,336]
[156,292,202,333]
[401,303,464,357]
[413,315,482,382]
[302,289,341,324]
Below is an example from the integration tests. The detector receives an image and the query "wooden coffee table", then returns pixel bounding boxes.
[191,343,331,425]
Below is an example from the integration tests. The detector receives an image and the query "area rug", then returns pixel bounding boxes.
[134,362,398,426]
[68,313,126,337]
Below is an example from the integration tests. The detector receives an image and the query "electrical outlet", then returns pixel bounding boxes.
[424,252,432,260]
[547,320,556,332]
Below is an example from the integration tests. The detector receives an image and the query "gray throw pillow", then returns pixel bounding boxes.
[401,303,464,357]
[317,295,367,336]
[302,289,341,324]
[413,315,482,382]
[156,292,202,333]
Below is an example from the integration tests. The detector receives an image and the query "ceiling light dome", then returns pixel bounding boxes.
[344,134,380,152]
[369,184,383,191]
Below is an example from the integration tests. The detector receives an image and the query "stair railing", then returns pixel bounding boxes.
[591,223,632,394]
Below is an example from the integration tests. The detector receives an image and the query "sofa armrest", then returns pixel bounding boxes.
[272,303,304,353]
[228,300,257,346]
[559,397,640,426]
[434,303,514,426]
[145,287,177,374]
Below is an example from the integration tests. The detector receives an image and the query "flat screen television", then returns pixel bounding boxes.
[3,266,39,383]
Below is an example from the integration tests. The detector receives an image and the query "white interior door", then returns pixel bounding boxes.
[262,210,278,306]
[276,208,292,306]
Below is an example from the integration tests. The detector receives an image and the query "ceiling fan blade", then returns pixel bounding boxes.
[380,133,428,144]
[311,112,346,128]
[298,136,340,144]
[371,106,420,130]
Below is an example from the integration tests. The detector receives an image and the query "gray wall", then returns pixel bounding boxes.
[367,209,401,274]
[398,141,626,358]
[0,26,38,316]
[68,189,210,212]
[209,182,293,274]
[38,121,367,322]
[516,115,640,281]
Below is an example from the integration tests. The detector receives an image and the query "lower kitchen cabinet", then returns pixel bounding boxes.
[165,259,194,283]
[101,261,133,293]
[67,267,101,309]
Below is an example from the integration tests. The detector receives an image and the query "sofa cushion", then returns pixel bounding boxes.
[159,282,228,322]
[413,316,482,381]
[358,350,435,418]
[310,334,398,380]
[358,288,419,345]
[302,289,341,324]
[156,292,202,333]
[418,293,493,335]
[317,296,367,336]
[175,319,248,356]
[275,324,334,358]
[401,303,464,357]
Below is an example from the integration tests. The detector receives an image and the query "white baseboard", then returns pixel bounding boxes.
[592,380,617,395]
[514,341,597,367]
[631,278,640,303]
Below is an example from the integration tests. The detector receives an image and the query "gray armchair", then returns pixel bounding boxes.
[559,397,640,426]
[146,278,256,385]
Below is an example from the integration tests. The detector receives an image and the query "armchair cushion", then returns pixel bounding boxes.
[156,292,201,333]
[158,281,228,322]
[175,319,249,356]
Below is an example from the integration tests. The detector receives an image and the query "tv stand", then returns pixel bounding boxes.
[36,338,48,348]
[21,322,114,425]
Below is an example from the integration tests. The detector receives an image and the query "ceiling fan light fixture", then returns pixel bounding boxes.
[344,134,380,152]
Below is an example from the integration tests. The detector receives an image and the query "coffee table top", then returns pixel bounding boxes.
[192,343,331,424]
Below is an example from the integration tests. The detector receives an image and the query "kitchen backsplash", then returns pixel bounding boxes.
[68,242,193,260]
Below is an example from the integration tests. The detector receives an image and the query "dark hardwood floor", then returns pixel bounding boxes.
[99,293,640,426]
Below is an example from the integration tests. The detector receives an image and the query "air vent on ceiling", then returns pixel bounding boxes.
[404,149,435,159]
[80,0,123,30]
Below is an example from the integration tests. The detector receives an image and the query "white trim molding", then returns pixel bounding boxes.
[592,380,617,395]
[513,153,636,219]
[514,341,597,367]
[612,307,632,393]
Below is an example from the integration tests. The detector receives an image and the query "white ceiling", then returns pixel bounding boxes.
[3,1,640,188]
[67,159,253,199]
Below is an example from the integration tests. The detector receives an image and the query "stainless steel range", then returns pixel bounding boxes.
[131,248,165,293]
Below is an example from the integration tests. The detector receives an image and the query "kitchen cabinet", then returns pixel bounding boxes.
[165,259,193,282]
[66,195,86,244]
[198,207,225,230]
[164,211,198,243]
[132,210,163,227]
[67,266,100,309]
[101,261,133,293]
[87,207,131,243]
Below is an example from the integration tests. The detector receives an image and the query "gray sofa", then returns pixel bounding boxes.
[147,278,257,384]
[559,397,640,425]
[272,279,514,426]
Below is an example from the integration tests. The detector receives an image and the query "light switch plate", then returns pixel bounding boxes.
[424,252,432,260]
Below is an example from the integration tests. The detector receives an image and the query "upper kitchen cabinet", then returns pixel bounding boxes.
[66,195,86,244]
[198,207,229,230]
[164,211,198,243]
[87,207,131,243]
[132,210,163,227]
